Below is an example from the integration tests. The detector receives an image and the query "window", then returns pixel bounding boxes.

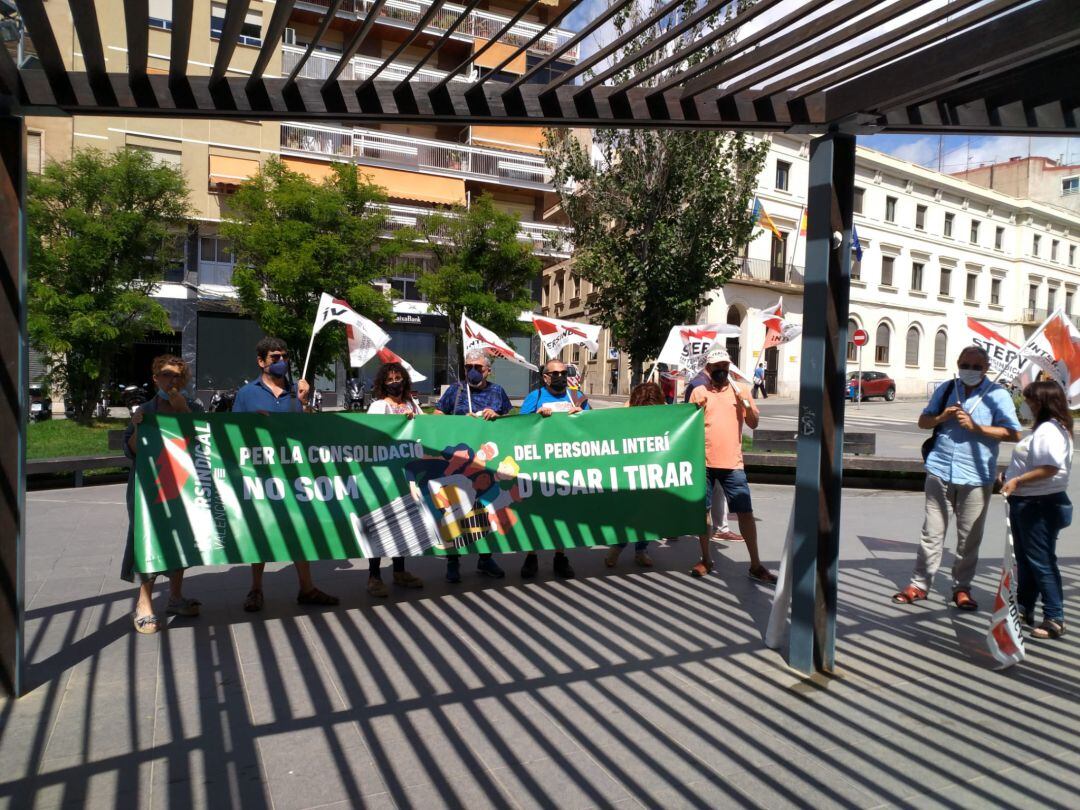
[880,256,894,287]
[1064,177,1079,196]
[915,205,926,230]
[1048,287,1057,312]
[132,145,181,168]
[211,2,262,46]
[991,278,1002,306]
[939,266,952,297]
[770,232,788,282]
[846,319,859,362]
[905,327,920,367]
[885,196,897,223]
[387,276,422,301]
[567,275,577,301]
[970,221,979,244]
[853,187,864,214]
[26,131,42,174]
[850,256,861,282]
[944,212,954,237]
[934,330,947,369]
[1033,234,1041,256]
[1067,291,1074,316]
[1071,245,1077,266]
[1051,240,1059,262]
[995,226,1004,250]
[149,0,172,29]
[911,262,924,292]
[965,272,978,302]
[1028,284,1038,310]
[875,323,890,364]
[775,160,790,191]
[199,235,235,285]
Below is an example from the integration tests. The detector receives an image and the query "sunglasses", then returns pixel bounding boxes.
[465,364,487,372]
[267,352,289,361]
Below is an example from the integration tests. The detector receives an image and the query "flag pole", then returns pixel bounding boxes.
[300,328,317,385]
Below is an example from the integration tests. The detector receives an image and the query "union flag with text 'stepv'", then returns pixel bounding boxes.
[967,317,1020,377]
[656,323,746,380]
[987,502,1025,669]
[1020,310,1080,407]
[461,313,538,371]
[531,315,601,357]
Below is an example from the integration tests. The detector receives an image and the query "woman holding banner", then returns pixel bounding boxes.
[122,355,203,634]
[365,361,425,597]
[1001,381,1072,639]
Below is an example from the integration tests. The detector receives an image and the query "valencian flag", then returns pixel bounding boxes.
[305,292,390,378]
[751,197,781,240]
[987,501,1025,668]
[532,315,602,357]
[461,313,538,371]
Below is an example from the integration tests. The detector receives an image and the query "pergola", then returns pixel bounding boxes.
[2,0,1078,696]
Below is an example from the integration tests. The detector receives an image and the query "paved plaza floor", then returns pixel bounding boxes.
[2,481,1078,809]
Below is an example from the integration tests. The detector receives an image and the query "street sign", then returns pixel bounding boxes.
[852,329,869,347]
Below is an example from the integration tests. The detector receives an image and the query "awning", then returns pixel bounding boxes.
[282,159,466,206]
[471,126,545,154]
[473,39,527,75]
[209,155,260,184]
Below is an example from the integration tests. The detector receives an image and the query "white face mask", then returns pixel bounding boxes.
[957,369,984,387]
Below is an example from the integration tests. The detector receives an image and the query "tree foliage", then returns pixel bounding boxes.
[543,0,769,380]
[221,159,406,380]
[416,193,541,373]
[27,148,189,422]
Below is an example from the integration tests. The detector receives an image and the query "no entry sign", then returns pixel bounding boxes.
[852,329,869,347]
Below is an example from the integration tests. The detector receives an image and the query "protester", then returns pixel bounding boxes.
[1002,381,1072,638]
[122,355,202,634]
[365,361,426,596]
[683,368,740,542]
[688,347,776,584]
[232,337,339,612]
[753,362,768,399]
[893,346,1021,609]
[658,363,677,404]
[519,359,590,578]
[606,382,663,568]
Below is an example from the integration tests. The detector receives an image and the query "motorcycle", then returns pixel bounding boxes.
[345,377,367,412]
[310,388,323,413]
[120,383,149,415]
[209,387,239,412]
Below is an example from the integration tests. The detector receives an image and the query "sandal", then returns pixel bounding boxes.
[297,587,340,606]
[392,571,423,589]
[892,585,928,604]
[953,590,978,611]
[748,565,778,585]
[133,613,160,634]
[690,560,713,578]
[1031,619,1065,639]
[243,589,264,613]
[367,577,389,598]
[166,596,202,617]
[604,547,622,568]
[634,552,654,568]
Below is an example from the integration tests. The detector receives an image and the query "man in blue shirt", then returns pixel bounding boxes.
[519,359,590,579]
[893,345,1021,610]
[232,336,339,612]
[433,351,512,582]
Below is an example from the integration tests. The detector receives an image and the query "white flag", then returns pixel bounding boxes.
[987,500,1025,669]
[461,313,538,371]
[313,292,390,367]
[1018,310,1080,407]
[760,298,803,347]
[656,323,741,377]
[532,315,601,356]
[374,345,427,382]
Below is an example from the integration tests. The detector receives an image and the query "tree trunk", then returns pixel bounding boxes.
[631,359,645,386]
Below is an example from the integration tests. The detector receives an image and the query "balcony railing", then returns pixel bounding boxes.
[733,257,805,286]
[297,0,578,60]
[281,45,473,83]
[280,122,554,189]
[377,202,570,257]
[1023,308,1048,323]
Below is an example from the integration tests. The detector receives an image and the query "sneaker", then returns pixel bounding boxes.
[520,554,539,579]
[604,547,622,568]
[367,577,389,598]
[477,557,505,579]
[446,558,462,583]
[553,553,575,579]
[634,552,653,568]
[393,571,424,589]
[712,529,745,543]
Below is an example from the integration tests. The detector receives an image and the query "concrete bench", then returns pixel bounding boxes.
[752,429,876,455]
[742,452,1009,491]
[27,454,131,487]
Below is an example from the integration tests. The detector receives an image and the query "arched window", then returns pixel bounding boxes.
[906,326,921,366]
[875,322,891,364]
[846,318,860,362]
[934,329,948,369]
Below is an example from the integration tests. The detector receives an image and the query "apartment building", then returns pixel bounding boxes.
[953,155,1080,216]
[545,135,1080,399]
[23,0,577,401]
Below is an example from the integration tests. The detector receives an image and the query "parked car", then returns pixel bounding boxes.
[28,384,52,422]
[847,371,896,401]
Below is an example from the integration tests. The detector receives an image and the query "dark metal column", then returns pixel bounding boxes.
[788,132,855,675]
[0,111,27,697]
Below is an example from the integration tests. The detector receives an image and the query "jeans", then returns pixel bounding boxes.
[1009,492,1071,622]
[615,541,650,552]
[912,474,992,593]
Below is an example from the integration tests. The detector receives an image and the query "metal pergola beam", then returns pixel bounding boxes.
[210,0,252,86]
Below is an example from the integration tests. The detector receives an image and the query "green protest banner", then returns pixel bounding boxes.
[133,405,705,573]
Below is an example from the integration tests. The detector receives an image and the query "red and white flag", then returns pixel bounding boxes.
[967,317,1022,377]
[987,500,1025,669]
[656,323,742,377]
[346,338,428,382]
[760,298,802,349]
[307,292,390,376]
[461,313,538,371]
[1020,310,1080,407]
[532,315,601,357]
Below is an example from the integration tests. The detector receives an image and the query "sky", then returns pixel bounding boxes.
[560,0,1080,173]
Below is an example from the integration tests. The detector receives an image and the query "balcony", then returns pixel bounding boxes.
[296,0,579,61]
[280,122,554,190]
[281,45,473,83]
[1022,308,1048,324]
[732,257,805,287]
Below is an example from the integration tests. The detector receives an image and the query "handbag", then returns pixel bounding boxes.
[921,380,957,462]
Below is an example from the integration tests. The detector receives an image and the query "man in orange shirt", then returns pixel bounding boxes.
[688,347,777,584]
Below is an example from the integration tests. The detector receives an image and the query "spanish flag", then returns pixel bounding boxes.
[752,197,782,240]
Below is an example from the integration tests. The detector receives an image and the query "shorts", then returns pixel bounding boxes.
[704,468,753,514]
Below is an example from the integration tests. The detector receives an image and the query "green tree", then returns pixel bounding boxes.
[542,0,769,382]
[27,148,190,422]
[221,159,405,381]
[416,193,541,374]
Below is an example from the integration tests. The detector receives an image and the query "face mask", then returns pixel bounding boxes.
[957,369,984,387]
[466,368,485,386]
[547,373,568,393]
[157,388,172,401]
[1020,401,1034,422]
[710,368,729,387]
[386,382,404,398]
[267,359,289,379]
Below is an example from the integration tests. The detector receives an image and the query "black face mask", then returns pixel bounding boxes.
[547,373,568,393]
[710,368,729,387]
[386,382,404,398]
